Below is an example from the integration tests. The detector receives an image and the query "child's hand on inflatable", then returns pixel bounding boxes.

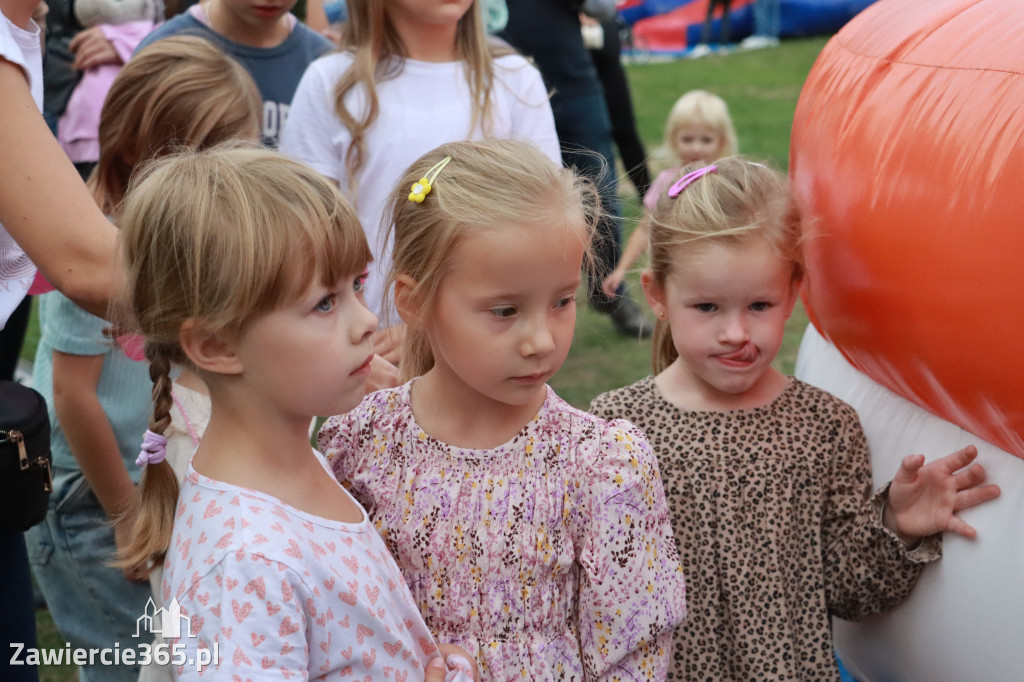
[884,445,1001,544]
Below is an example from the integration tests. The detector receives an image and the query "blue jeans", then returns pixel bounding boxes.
[26,469,154,682]
[551,91,623,302]
[753,0,780,37]
[1,530,39,682]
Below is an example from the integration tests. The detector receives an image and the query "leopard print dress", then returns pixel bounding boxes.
[589,376,941,682]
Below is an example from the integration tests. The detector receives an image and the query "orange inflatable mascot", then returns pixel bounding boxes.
[791,0,1021,679]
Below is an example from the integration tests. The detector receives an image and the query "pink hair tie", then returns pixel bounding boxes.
[667,164,717,198]
[117,333,146,362]
[136,429,168,467]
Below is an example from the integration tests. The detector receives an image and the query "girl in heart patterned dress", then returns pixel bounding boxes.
[115,146,475,681]
[319,139,688,681]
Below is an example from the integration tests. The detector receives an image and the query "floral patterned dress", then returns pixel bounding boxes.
[319,382,687,681]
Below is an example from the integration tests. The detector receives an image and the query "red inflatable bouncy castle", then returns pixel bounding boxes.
[791,0,1021,679]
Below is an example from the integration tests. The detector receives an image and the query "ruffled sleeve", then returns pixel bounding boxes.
[574,419,686,680]
[318,394,376,507]
[39,291,110,356]
[319,389,408,513]
[822,405,941,620]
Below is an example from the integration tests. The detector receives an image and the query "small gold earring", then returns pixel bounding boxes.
[658,311,666,319]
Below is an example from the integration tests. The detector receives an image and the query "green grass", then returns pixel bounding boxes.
[26,37,828,680]
[34,609,77,682]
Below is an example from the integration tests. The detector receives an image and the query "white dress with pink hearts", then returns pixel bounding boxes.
[163,453,456,681]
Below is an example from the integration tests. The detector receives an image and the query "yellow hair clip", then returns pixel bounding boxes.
[408,156,452,203]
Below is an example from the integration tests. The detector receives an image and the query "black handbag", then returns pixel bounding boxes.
[0,380,53,531]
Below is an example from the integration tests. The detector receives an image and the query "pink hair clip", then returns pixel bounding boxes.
[136,429,168,467]
[667,164,717,198]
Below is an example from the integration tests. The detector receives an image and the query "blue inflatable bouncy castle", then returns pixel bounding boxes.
[623,0,876,55]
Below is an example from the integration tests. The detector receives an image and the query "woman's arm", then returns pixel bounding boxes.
[0,59,120,317]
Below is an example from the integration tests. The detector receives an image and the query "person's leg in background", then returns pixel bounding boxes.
[0,298,38,682]
[553,92,650,338]
[590,17,651,197]
[694,0,728,56]
[499,0,649,337]
[767,0,780,37]
[719,0,733,46]
[1,530,40,682]
[699,0,717,46]
[741,0,781,50]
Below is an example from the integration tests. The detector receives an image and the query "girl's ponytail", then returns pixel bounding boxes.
[652,319,679,375]
[115,349,180,577]
[401,323,435,384]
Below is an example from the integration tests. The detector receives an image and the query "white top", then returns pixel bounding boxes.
[165,383,210,481]
[0,13,42,329]
[280,52,560,317]
[163,451,471,681]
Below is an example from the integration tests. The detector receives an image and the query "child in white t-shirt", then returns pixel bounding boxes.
[280,0,558,347]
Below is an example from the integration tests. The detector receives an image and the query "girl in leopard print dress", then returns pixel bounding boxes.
[589,157,1000,681]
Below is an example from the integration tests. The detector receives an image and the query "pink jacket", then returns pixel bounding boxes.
[57,20,155,163]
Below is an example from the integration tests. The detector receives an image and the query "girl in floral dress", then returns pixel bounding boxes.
[319,139,687,681]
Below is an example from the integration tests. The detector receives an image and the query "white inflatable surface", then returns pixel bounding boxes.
[796,325,1023,682]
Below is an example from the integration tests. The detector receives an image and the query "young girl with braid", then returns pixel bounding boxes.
[589,158,1001,681]
[116,146,477,681]
[25,36,261,682]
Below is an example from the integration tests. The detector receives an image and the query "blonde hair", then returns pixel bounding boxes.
[88,35,261,216]
[116,145,372,575]
[658,90,738,166]
[332,0,514,191]
[648,157,802,373]
[385,139,598,381]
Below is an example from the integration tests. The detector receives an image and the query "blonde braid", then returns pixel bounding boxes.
[113,348,180,576]
[148,350,174,434]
